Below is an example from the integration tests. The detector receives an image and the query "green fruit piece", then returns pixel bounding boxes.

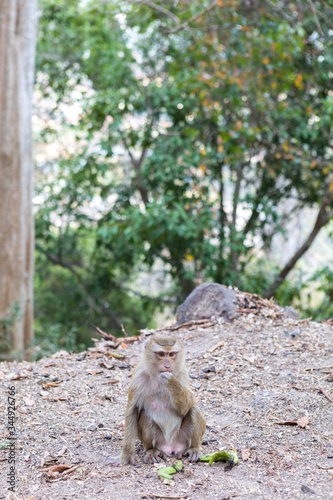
[208,451,230,465]
[173,460,183,471]
[158,470,174,480]
[228,451,239,464]
[208,450,239,466]
[161,466,177,474]
[158,466,177,480]
[200,453,215,462]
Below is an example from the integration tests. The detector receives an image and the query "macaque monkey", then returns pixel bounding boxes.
[110,335,206,465]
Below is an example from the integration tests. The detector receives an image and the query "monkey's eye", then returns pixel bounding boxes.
[169,352,177,358]
[156,352,166,358]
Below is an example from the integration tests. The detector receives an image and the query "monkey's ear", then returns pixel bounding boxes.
[142,336,153,351]
[142,339,149,350]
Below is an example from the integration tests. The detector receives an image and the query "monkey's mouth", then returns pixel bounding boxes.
[160,368,173,373]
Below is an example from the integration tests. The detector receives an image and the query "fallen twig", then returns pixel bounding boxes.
[319,387,333,402]
[146,494,188,499]
[298,317,312,323]
[166,319,216,331]
[317,463,333,470]
[41,397,68,402]
[207,341,224,353]
[40,464,71,473]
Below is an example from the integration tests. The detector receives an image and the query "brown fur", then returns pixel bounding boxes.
[110,335,206,464]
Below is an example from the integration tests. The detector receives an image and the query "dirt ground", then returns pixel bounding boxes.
[1,294,333,500]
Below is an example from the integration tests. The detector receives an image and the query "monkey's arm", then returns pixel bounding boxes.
[160,373,196,416]
[109,386,139,465]
[119,395,139,464]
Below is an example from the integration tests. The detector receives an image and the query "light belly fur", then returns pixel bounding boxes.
[151,409,181,442]
[144,398,181,442]
[139,377,182,442]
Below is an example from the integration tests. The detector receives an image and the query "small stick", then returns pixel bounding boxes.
[167,319,216,331]
[319,387,333,402]
[207,341,224,353]
[298,317,312,323]
[317,463,333,470]
[146,494,188,499]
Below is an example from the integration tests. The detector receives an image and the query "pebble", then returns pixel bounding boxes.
[86,424,97,431]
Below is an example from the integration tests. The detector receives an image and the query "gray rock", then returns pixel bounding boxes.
[86,424,97,431]
[202,366,216,373]
[301,485,315,495]
[283,306,300,320]
[284,328,300,338]
[253,390,275,411]
[176,283,238,324]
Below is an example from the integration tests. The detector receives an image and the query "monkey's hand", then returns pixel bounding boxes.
[159,372,195,415]
[159,372,173,385]
[187,448,203,462]
[144,448,166,464]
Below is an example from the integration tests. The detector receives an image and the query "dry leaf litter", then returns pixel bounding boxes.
[0,291,333,499]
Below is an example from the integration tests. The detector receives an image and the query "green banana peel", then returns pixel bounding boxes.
[200,450,239,466]
[158,469,174,480]
[173,460,183,471]
[157,460,183,480]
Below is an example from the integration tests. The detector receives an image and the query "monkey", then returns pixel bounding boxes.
[109,334,206,465]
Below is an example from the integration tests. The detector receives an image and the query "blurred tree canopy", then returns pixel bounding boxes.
[34,0,333,348]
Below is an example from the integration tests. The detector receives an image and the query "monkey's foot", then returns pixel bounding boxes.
[187,448,202,462]
[144,449,166,464]
[105,455,136,466]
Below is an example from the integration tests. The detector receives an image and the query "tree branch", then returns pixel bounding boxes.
[263,0,294,24]
[120,132,149,205]
[120,285,177,304]
[165,1,219,34]
[232,163,245,228]
[230,163,245,276]
[36,245,83,275]
[36,245,123,330]
[138,0,180,25]
[129,0,220,35]
[316,7,333,31]
[264,191,333,298]
[320,0,333,12]
[243,195,261,236]
[214,162,228,283]
[307,0,325,36]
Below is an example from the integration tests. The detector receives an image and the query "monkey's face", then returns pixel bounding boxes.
[146,335,183,374]
[155,350,178,373]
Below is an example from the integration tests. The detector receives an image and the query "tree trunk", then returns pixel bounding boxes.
[0,0,37,354]
[264,191,333,299]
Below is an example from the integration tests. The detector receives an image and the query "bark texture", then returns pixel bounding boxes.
[0,0,37,352]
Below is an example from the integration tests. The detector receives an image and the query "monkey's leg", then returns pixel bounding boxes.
[108,403,139,465]
[178,406,206,462]
[138,412,167,464]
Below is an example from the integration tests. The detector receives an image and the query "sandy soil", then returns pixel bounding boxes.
[1,296,333,500]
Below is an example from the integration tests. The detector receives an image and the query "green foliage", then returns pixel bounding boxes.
[0,303,22,356]
[302,264,333,320]
[34,227,159,341]
[34,0,333,349]
[32,324,84,360]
